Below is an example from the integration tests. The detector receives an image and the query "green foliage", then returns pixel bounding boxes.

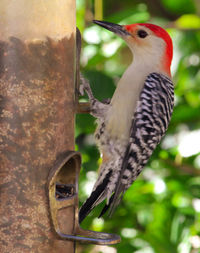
[76,1,200,252]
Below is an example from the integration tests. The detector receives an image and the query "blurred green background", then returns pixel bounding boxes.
[76,0,200,252]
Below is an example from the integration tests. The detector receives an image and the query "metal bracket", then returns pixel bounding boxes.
[48,151,121,245]
[75,28,91,114]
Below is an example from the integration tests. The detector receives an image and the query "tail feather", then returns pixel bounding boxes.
[98,194,114,218]
[108,184,126,217]
[105,146,130,217]
[98,147,130,218]
[98,184,126,218]
[79,170,112,223]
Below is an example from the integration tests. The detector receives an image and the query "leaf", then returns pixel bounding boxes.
[176,14,200,29]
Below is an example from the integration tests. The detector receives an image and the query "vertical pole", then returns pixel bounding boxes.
[0,1,76,252]
[94,0,103,20]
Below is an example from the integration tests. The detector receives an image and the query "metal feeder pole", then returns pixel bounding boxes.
[0,1,76,252]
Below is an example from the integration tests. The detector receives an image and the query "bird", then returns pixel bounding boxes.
[79,20,174,223]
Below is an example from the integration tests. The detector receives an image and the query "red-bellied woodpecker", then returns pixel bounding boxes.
[79,20,174,223]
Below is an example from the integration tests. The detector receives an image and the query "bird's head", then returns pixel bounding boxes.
[93,20,173,77]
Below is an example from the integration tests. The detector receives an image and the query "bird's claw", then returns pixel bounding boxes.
[80,74,91,90]
[79,83,85,96]
[79,74,94,101]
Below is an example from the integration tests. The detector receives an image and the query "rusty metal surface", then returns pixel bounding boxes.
[0,35,75,252]
[77,102,91,114]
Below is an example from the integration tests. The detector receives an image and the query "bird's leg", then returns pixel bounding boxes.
[80,74,109,118]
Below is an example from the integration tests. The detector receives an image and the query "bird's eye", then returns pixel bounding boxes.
[137,30,148,38]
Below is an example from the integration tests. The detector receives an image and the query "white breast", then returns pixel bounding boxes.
[105,63,144,143]
[105,54,163,144]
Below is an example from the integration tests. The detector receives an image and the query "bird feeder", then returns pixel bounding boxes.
[0,1,120,252]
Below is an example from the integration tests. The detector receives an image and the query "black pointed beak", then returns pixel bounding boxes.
[93,20,130,36]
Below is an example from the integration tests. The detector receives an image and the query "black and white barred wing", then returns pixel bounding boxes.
[107,72,174,215]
